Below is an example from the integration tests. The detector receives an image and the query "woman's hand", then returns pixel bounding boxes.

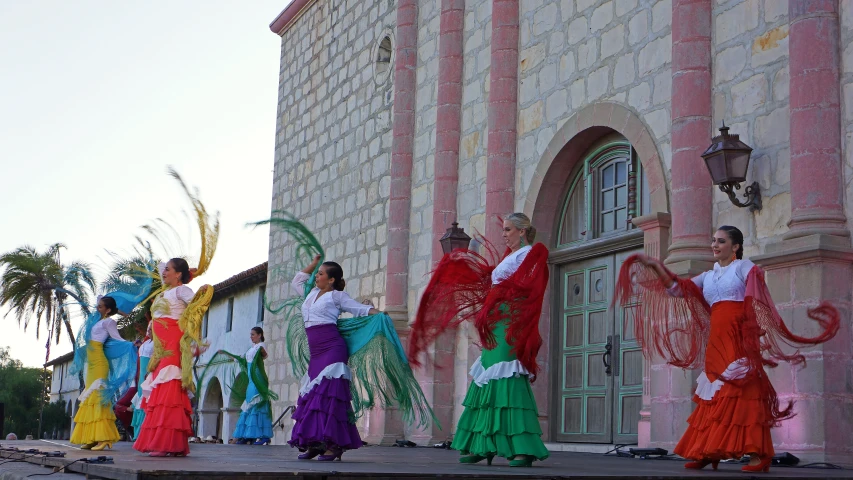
[302,254,323,274]
[198,284,211,295]
[368,308,381,315]
[192,342,210,357]
[635,254,657,267]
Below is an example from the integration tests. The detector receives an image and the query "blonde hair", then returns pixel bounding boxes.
[506,212,537,245]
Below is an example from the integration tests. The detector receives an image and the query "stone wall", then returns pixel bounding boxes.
[266,0,397,445]
[711,0,791,256]
[515,0,674,217]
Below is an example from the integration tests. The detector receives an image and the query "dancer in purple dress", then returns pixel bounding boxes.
[288,255,379,461]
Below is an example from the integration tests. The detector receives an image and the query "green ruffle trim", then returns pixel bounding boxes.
[451,375,549,461]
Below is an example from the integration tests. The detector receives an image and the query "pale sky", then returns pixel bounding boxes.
[0,1,293,367]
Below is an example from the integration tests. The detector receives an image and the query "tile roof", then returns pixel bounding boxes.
[211,262,268,301]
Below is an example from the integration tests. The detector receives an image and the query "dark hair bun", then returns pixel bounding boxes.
[101,296,119,316]
[322,261,346,291]
[169,257,192,284]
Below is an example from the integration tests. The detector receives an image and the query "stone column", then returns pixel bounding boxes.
[485,0,519,246]
[632,212,672,448]
[745,0,853,464]
[665,0,714,273]
[786,0,848,239]
[413,0,466,444]
[197,409,219,439]
[373,0,419,445]
[221,407,240,444]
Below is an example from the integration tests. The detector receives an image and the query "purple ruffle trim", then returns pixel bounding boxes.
[288,376,363,451]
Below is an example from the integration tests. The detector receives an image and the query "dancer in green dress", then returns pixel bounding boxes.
[409,213,550,467]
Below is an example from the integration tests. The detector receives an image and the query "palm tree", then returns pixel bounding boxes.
[100,251,160,339]
[0,244,96,351]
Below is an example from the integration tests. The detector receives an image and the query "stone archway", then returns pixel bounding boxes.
[523,102,669,242]
[523,102,671,447]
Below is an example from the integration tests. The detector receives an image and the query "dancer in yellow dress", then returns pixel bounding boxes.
[70,296,138,450]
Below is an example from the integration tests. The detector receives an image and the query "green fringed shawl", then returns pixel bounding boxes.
[251,211,438,429]
[196,347,278,418]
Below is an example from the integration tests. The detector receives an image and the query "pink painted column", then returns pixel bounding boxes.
[432,0,464,261]
[485,0,519,245]
[371,0,419,446]
[385,0,419,314]
[786,0,848,239]
[665,0,714,269]
[650,0,713,450]
[414,0,467,444]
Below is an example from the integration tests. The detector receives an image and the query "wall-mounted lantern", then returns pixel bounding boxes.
[439,222,472,254]
[701,123,762,211]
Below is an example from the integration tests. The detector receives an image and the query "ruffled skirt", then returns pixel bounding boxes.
[451,321,548,460]
[288,324,362,451]
[133,318,193,455]
[674,301,774,460]
[233,380,273,440]
[70,341,120,445]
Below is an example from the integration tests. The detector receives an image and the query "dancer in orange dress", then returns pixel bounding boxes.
[133,259,212,457]
[614,226,840,473]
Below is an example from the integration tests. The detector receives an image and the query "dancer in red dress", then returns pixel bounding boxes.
[614,226,840,473]
[133,259,212,457]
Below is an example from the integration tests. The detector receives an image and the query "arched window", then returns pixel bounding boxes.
[557,136,649,246]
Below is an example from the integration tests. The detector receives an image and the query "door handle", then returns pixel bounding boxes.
[602,335,612,376]
[612,334,620,377]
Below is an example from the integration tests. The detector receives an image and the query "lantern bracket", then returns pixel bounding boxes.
[719,181,762,212]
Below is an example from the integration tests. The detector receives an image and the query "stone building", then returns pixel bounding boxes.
[195,262,269,443]
[263,0,853,463]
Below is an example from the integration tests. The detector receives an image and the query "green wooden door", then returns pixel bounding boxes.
[553,250,642,444]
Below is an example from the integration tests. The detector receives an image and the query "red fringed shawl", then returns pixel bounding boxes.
[408,241,550,381]
[613,254,841,425]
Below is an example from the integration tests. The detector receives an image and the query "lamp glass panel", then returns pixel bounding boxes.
[726,152,750,182]
[704,153,728,184]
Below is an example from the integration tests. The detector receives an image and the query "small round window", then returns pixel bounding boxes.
[373,34,394,86]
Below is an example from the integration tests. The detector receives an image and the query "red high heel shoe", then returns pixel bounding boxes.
[741,456,771,473]
[684,459,719,470]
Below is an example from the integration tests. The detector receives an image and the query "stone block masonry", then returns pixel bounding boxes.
[266,0,397,445]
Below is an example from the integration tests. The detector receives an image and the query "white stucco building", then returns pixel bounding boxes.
[45,352,78,440]
[195,262,269,443]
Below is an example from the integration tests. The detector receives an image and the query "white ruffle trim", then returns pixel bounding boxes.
[695,358,750,401]
[298,362,351,397]
[140,365,183,399]
[78,379,105,402]
[468,356,531,387]
[241,394,263,413]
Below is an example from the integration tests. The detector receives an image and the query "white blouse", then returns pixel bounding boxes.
[691,259,755,306]
[291,272,372,328]
[139,339,154,358]
[91,319,124,343]
[245,342,266,363]
[152,262,195,319]
[491,245,532,285]
[667,259,755,306]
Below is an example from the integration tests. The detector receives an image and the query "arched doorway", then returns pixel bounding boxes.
[524,102,670,446]
[201,378,224,439]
